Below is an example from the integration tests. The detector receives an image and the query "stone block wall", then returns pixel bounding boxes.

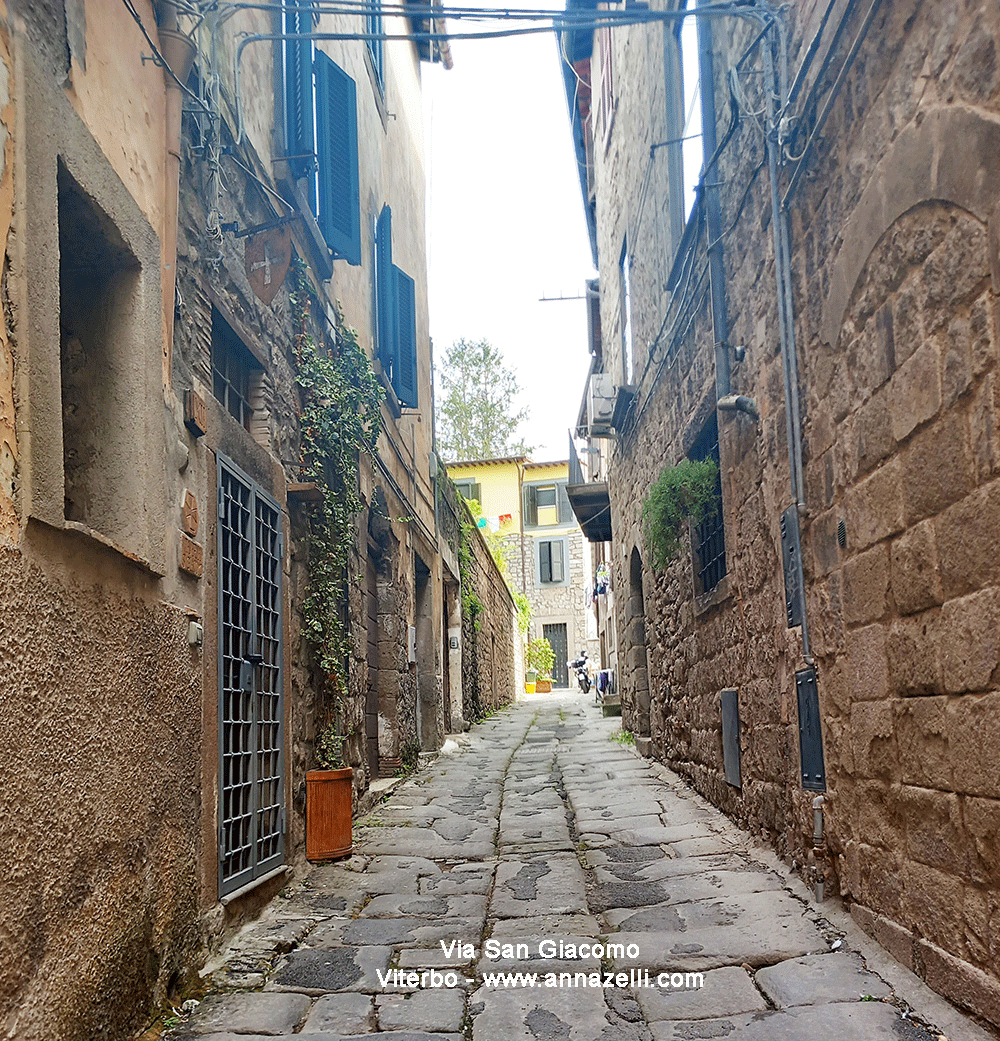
[440,478,516,721]
[509,528,594,662]
[592,0,1000,1023]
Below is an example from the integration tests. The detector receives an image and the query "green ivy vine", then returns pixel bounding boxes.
[291,261,383,765]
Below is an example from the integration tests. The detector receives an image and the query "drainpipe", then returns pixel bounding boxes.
[696,0,731,400]
[716,394,760,424]
[763,35,813,664]
[157,2,196,389]
[812,794,825,901]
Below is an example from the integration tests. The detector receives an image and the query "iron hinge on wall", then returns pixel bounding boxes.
[217,824,225,863]
[280,806,287,835]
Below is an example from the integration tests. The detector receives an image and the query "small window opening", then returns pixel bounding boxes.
[58,162,141,532]
[211,308,264,435]
[690,412,726,594]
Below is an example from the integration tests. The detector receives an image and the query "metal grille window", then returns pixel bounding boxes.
[218,457,284,896]
[690,412,727,594]
[212,308,261,432]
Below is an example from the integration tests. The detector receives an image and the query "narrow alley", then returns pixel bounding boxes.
[167,693,988,1041]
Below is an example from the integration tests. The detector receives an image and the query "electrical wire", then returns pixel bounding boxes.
[119,0,212,116]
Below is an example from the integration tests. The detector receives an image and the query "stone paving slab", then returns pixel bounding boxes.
[491,854,588,918]
[307,916,480,948]
[688,1001,936,1041]
[300,991,373,1033]
[753,952,893,1007]
[183,992,312,1034]
[268,946,392,994]
[193,1034,461,1041]
[353,827,495,860]
[469,983,611,1041]
[665,836,744,858]
[648,1013,763,1041]
[499,839,577,855]
[490,913,604,937]
[359,892,487,921]
[607,918,825,971]
[633,965,767,1022]
[603,891,813,931]
[419,864,495,896]
[376,989,467,1032]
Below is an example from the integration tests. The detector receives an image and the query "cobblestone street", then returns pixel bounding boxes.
[169,693,991,1041]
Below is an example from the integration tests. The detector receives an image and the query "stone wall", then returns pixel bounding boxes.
[592,0,1000,1024]
[440,477,516,721]
[512,529,594,664]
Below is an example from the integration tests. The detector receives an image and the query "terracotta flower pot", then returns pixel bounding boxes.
[536,678,552,693]
[306,767,353,861]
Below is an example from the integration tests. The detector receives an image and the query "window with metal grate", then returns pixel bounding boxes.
[217,457,285,896]
[690,412,726,594]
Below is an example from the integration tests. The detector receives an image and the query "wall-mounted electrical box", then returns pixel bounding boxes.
[408,625,417,664]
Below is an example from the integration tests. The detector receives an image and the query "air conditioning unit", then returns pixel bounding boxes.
[588,373,616,437]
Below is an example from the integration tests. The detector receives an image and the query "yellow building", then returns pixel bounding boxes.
[447,457,597,687]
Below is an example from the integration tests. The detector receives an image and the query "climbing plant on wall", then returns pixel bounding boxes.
[291,262,383,760]
[641,457,720,570]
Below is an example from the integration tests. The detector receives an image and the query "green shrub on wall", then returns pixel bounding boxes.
[641,458,719,570]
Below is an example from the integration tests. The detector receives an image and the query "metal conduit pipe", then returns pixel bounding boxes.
[696,0,730,400]
[764,33,813,665]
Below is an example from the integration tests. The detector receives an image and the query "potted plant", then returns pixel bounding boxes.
[527,637,555,694]
[306,719,353,861]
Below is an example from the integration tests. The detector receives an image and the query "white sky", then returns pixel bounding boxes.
[424,9,597,462]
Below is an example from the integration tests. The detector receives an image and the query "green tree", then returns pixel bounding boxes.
[436,337,533,460]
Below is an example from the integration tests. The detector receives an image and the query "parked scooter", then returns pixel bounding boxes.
[568,651,591,695]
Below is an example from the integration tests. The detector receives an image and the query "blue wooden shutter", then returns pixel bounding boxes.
[315,51,361,265]
[284,2,315,183]
[394,265,418,409]
[376,205,394,372]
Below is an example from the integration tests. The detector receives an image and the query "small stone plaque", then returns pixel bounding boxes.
[179,533,203,577]
[184,388,207,437]
[182,490,199,537]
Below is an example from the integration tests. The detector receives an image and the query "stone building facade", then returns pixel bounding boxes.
[0,2,512,1038]
[563,0,1000,1026]
[447,457,598,687]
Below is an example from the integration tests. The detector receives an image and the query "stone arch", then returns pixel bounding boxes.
[821,105,1000,348]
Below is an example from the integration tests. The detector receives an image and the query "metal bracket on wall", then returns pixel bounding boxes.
[780,504,805,629]
[796,665,826,792]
